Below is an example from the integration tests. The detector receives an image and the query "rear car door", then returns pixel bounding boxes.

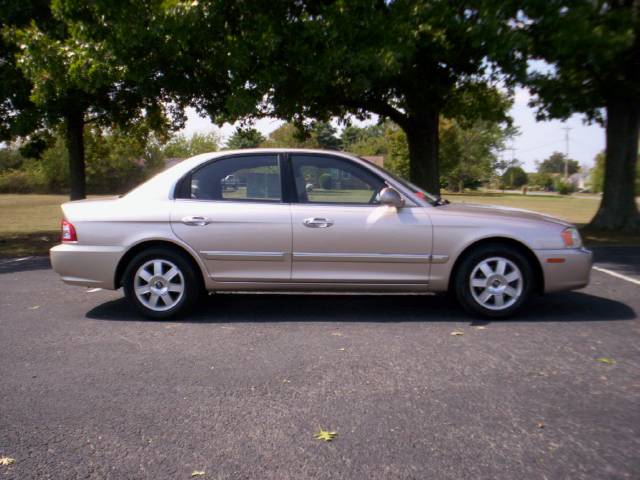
[171,153,292,282]
[288,153,433,285]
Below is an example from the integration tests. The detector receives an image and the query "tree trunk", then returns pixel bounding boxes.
[65,108,86,200]
[405,112,440,196]
[589,97,640,231]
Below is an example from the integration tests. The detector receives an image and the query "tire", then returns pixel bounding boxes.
[454,244,533,319]
[123,247,202,319]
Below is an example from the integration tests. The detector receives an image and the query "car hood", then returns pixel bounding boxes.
[439,202,573,228]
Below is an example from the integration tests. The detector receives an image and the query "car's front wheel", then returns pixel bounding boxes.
[123,248,201,319]
[454,244,533,318]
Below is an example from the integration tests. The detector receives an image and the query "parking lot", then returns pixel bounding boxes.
[1,247,639,479]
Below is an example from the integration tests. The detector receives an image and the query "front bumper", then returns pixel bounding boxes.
[50,244,124,290]
[535,247,593,293]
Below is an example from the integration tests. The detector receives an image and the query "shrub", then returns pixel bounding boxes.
[319,173,333,189]
[554,179,573,195]
[0,165,48,193]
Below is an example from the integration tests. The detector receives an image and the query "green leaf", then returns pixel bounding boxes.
[314,427,337,442]
[596,357,616,365]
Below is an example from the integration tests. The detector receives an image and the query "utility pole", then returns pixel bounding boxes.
[562,126,572,180]
[507,146,516,189]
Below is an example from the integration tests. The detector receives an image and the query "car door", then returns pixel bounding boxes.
[289,153,433,284]
[171,153,292,282]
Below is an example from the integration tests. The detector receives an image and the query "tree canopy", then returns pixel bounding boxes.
[537,152,580,176]
[199,0,520,195]
[225,127,265,150]
[520,0,640,230]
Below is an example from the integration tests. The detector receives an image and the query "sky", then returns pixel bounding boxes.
[181,87,605,172]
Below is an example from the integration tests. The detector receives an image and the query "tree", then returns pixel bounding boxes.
[521,0,640,230]
[225,0,518,195]
[341,123,389,156]
[0,0,48,143]
[537,152,579,176]
[312,122,342,150]
[162,132,220,159]
[3,0,191,199]
[440,119,515,191]
[225,127,265,150]
[590,151,640,194]
[501,166,528,189]
[383,125,411,180]
[261,123,317,148]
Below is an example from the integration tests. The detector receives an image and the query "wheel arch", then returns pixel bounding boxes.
[447,237,544,294]
[114,239,207,290]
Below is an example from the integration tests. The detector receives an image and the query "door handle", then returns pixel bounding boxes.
[182,215,211,226]
[303,217,334,228]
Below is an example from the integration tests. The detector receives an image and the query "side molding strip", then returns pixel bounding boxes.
[293,252,449,264]
[201,251,286,261]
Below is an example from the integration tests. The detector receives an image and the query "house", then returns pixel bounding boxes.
[568,171,590,191]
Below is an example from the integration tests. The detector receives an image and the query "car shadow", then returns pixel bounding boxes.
[86,290,636,324]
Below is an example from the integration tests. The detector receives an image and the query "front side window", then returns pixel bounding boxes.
[291,155,385,204]
[187,155,281,202]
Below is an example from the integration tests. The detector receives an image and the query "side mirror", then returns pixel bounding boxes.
[379,187,405,208]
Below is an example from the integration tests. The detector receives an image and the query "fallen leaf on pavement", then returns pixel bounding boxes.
[29,305,40,310]
[314,427,337,442]
[191,470,205,477]
[537,422,545,429]
[450,331,464,336]
[596,357,616,365]
[0,457,15,466]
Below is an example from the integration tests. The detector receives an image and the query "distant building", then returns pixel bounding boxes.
[568,171,590,191]
[164,157,185,170]
[360,155,384,168]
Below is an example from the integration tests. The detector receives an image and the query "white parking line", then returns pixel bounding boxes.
[593,266,640,286]
[0,256,33,265]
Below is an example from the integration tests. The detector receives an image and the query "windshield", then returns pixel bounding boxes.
[359,157,440,205]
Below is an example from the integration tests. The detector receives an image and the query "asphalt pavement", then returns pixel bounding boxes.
[1,248,639,479]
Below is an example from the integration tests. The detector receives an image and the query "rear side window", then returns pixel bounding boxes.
[182,155,282,202]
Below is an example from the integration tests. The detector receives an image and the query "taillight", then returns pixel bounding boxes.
[61,219,77,242]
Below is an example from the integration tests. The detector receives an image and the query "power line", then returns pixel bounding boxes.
[513,138,564,153]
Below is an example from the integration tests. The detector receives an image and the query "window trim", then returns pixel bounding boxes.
[288,152,387,206]
[173,152,287,204]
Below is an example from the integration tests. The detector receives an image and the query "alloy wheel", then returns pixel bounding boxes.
[469,256,523,311]
[134,259,185,312]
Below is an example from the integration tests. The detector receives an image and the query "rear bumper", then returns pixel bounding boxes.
[50,244,124,289]
[535,247,593,293]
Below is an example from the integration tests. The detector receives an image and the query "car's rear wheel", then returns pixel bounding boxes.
[123,248,201,319]
[454,244,533,318]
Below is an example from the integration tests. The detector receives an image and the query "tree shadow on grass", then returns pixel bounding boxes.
[86,290,636,325]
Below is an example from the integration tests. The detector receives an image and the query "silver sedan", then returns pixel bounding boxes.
[50,149,592,318]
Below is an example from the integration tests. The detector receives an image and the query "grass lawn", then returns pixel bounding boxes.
[445,192,601,225]
[0,194,67,257]
[0,192,637,257]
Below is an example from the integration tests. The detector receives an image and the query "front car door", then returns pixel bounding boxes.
[288,153,433,286]
[171,153,292,282]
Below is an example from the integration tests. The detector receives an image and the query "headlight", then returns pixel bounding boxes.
[561,227,582,248]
